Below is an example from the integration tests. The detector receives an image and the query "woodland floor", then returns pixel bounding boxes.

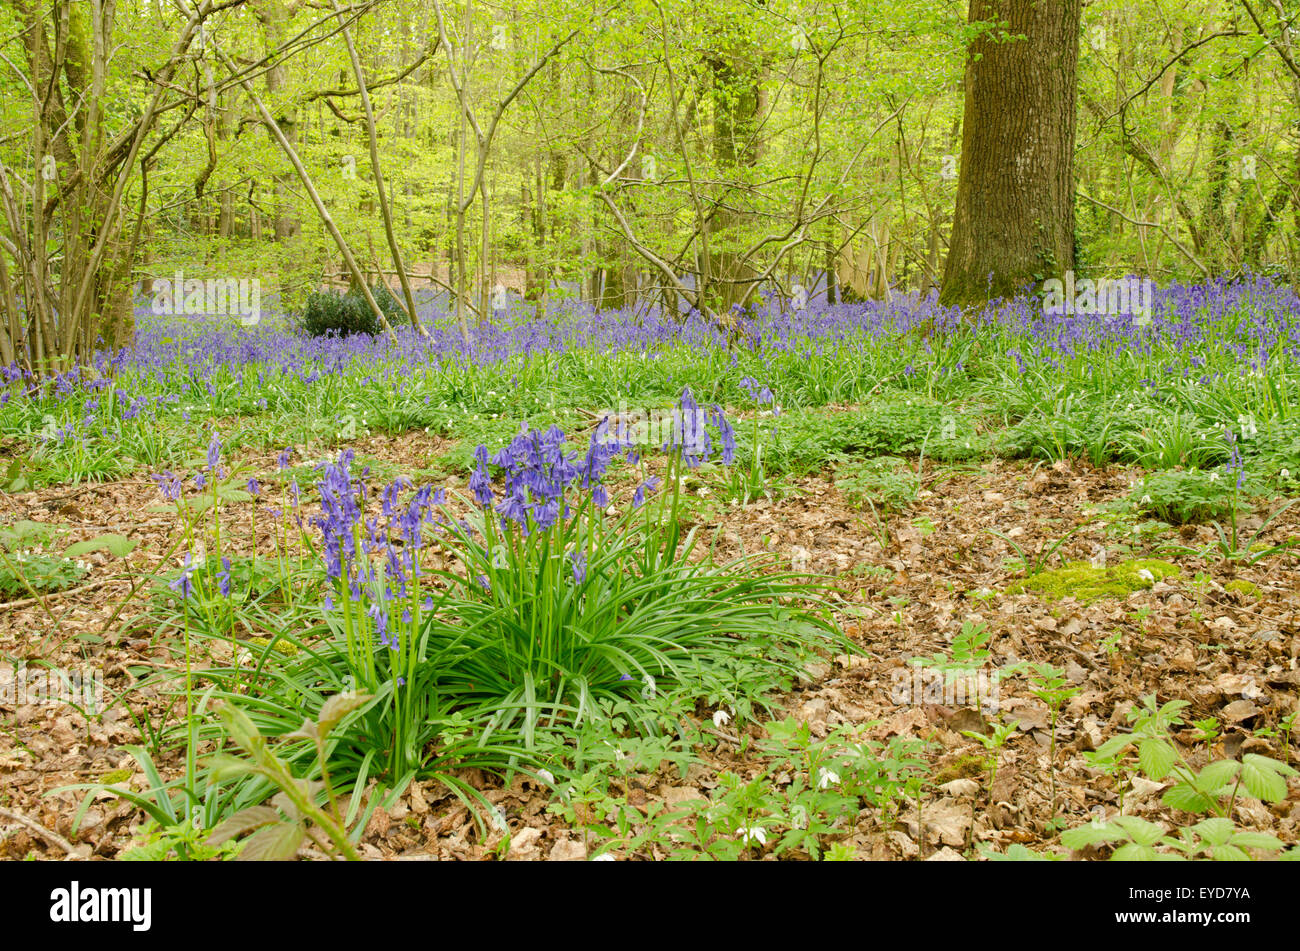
[1,431,1298,860]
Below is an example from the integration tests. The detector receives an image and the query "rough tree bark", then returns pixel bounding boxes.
[939,0,1082,308]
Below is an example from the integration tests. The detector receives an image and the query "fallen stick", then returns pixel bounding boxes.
[0,576,123,612]
[0,806,79,856]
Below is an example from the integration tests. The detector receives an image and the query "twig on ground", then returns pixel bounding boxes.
[0,806,79,855]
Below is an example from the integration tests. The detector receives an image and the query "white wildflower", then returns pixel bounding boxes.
[737,826,767,847]
[816,767,841,790]
[712,709,731,728]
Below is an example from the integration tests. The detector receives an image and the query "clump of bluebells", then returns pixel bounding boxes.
[141,392,840,790]
[292,387,838,777]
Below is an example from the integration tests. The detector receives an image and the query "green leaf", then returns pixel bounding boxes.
[1111,842,1165,861]
[215,485,252,504]
[215,701,262,752]
[317,692,373,736]
[1239,755,1290,802]
[1138,739,1176,780]
[65,534,137,558]
[203,753,261,783]
[1088,735,1133,762]
[1190,817,1233,846]
[1195,759,1240,792]
[1112,816,1167,846]
[1244,752,1298,776]
[1209,844,1251,862]
[206,805,282,846]
[1061,822,1126,849]
[236,821,305,861]
[1162,783,1218,815]
[1229,831,1286,852]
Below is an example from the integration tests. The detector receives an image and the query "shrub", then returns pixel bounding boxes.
[297,283,408,337]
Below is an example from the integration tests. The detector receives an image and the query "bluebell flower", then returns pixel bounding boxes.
[170,553,197,599]
[568,549,587,584]
[152,471,182,501]
[217,557,232,598]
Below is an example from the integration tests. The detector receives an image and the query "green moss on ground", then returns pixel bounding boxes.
[1008,559,1180,602]
[934,753,987,784]
[1224,579,1262,600]
[247,635,301,656]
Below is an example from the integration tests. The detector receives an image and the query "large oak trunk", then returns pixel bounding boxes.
[940,0,1082,308]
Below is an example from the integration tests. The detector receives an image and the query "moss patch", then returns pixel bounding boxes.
[1224,579,1262,600]
[934,753,987,785]
[247,635,300,656]
[1008,559,1180,602]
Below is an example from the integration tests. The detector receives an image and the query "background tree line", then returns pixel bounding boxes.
[1,0,1298,371]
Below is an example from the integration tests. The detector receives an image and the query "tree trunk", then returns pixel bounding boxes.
[708,43,762,311]
[940,0,1082,308]
[262,0,300,242]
